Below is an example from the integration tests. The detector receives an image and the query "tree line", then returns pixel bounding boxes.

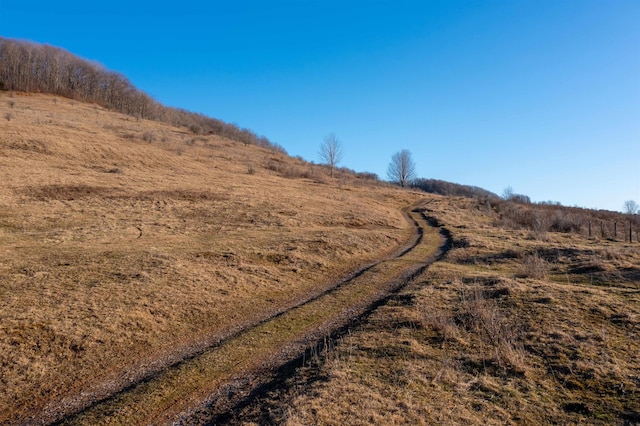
[0,37,283,152]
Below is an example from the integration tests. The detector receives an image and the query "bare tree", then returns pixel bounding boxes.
[624,200,638,215]
[387,149,416,188]
[319,133,343,178]
[502,186,515,200]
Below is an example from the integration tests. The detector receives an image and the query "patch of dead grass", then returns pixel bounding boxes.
[0,92,427,422]
[274,197,640,425]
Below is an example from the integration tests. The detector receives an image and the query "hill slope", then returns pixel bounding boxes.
[248,197,640,426]
[0,92,426,422]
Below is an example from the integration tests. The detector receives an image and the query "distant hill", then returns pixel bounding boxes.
[0,37,283,152]
[412,178,498,199]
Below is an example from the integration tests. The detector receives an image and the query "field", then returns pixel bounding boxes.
[1,92,638,425]
[255,197,640,425]
[0,92,425,423]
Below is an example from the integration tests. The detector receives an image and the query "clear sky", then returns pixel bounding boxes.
[1,0,638,211]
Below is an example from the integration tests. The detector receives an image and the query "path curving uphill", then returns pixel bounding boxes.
[25,201,450,426]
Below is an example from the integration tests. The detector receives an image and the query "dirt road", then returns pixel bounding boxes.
[26,203,449,425]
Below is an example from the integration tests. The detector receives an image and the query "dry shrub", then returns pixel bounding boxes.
[418,297,460,346]
[282,165,313,180]
[550,209,582,233]
[141,130,156,142]
[419,281,525,373]
[518,252,548,280]
[189,124,203,135]
[458,286,525,373]
[266,159,283,173]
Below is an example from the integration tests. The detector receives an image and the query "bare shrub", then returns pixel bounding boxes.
[282,165,312,179]
[494,200,634,240]
[550,209,582,233]
[419,303,460,346]
[313,174,328,185]
[266,159,284,174]
[4,112,12,121]
[418,281,525,374]
[7,100,15,109]
[189,124,203,135]
[141,130,155,143]
[458,287,525,372]
[518,252,548,279]
[356,171,379,181]
[121,133,137,140]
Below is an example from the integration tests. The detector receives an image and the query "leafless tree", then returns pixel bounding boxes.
[502,186,515,200]
[624,200,638,215]
[319,133,343,178]
[387,149,416,188]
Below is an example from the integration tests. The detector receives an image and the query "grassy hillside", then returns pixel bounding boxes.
[254,197,640,425]
[0,92,424,422]
[2,90,638,425]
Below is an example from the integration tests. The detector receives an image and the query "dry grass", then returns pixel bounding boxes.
[273,197,640,425]
[0,92,426,422]
[63,208,442,425]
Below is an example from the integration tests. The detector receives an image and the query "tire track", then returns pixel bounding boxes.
[177,209,452,425]
[25,202,443,425]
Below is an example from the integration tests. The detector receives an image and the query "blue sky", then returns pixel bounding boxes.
[1,0,638,211]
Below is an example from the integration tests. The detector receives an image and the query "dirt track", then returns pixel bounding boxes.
[22,203,450,425]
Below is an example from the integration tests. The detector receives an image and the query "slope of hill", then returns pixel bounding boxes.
[2,38,638,425]
[242,197,640,425]
[0,91,430,423]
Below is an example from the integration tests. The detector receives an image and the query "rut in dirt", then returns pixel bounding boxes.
[177,211,452,425]
[25,204,447,426]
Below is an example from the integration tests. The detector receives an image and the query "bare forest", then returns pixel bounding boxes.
[0,37,283,152]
